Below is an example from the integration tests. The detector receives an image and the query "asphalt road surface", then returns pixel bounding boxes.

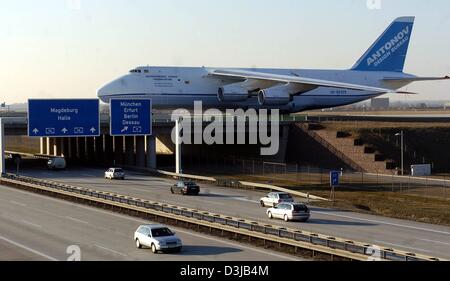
[0,184,301,261]
[13,166,450,260]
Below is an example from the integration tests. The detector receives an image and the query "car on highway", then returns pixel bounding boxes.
[266,202,310,222]
[171,180,200,196]
[260,192,294,207]
[104,168,125,180]
[134,224,182,254]
[47,157,66,170]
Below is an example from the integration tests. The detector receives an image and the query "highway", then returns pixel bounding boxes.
[0,183,300,261]
[13,166,450,260]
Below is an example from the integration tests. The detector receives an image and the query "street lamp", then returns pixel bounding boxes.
[395,131,404,175]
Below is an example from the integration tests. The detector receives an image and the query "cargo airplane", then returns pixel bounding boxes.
[98,17,449,113]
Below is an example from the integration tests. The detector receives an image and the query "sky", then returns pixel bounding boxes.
[1,0,449,104]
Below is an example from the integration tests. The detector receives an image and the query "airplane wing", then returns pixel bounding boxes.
[208,68,396,94]
[383,76,450,83]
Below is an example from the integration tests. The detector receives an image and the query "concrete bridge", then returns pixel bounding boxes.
[1,113,299,170]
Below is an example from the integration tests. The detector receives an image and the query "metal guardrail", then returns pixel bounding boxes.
[155,170,328,202]
[238,181,329,202]
[0,173,444,262]
[156,170,218,183]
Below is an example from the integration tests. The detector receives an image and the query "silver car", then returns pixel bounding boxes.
[266,203,310,222]
[134,224,182,253]
[260,192,294,207]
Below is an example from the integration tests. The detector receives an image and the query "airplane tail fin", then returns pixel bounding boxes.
[351,17,415,72]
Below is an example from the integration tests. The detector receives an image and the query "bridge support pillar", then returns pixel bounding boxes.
[86,138,95,162]
[114,136,124,166]
[67,138,74,159]
[136,136,145,168]
[56,138,63,156]
[40,138,47,155]
[48,138,56,156]
[77,137,86,161]
[62,138,69,157]
[95,136,104,163]
[125,136,135,166]
[146,136,157,169]
[45,137,53,156]
[104,135,113,164]
[57,138,65,157]
[0,119,5,175]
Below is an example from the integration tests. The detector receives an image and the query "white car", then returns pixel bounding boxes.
[104,168,125,180]
[266,203,311,222]
[260,192,294,207]
[134,224,182,254]
[47,157,66,170]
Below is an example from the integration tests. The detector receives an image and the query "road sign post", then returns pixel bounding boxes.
[330,171,340,206]
[110,99,152,136]
[28,99,100,137]
[0,118,4,175]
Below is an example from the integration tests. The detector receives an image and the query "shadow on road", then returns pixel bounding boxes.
[176,245,242,256]
[306,219,376,227]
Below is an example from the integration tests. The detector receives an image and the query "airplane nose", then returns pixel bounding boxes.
[97,77,127,103]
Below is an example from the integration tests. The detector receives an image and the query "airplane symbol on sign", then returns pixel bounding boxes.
[45,128,56,135]
[32,128,39,134]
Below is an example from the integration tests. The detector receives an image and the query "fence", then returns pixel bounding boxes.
[183,156,450,200]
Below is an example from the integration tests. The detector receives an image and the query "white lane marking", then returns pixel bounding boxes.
[65,216,89,225]
[420,239,450,246]
[21,220,42,229]
[312,211,450,236]
[231,197,258,204]
[0,234,59,261]
[374,240,432,253]
[94,244,128,257]
[10,200,27,207]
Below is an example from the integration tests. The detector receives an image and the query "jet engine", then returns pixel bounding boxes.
[258,85,293,106]
[218,84,249,102]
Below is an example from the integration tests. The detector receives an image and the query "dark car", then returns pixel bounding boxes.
[171,181,200,196]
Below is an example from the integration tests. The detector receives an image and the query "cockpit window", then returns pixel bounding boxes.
[130,69,142,73]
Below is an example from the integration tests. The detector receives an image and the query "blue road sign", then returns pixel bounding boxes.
[28,99,100,137]
[110,99,152,136]
[330,171,340,187]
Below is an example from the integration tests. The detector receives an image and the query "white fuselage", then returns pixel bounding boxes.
[97,66,414,113]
